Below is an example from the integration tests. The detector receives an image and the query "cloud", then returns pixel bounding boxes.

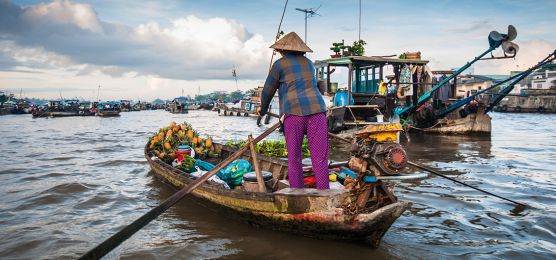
[448,20,490,33]
[0,0,272,80]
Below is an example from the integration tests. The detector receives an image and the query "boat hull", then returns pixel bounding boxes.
[414,107,491,135]
[49,111,80,117]
[96,110,121,117]
[145,144,410,247]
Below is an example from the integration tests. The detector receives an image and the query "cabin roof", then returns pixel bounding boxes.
[315,55,428,68]
[173,96,190,102]
[99,101,120,105]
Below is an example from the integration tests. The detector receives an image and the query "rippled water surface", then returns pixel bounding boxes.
[0,110,554,259]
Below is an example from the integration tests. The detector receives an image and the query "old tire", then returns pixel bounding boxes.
[501,105,508,112]
[244,112,249,117]
[515,106,521,112]
[537,106,545,113]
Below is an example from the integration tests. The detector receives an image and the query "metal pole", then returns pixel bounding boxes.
[304,12,308,43]
[358,0,361,41]
[348,63,353,106]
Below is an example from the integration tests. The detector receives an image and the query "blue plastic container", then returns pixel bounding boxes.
[334,89,354,107]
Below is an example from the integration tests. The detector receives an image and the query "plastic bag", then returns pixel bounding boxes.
[217,159,253,187]
[190,167,230,189]
[194,159,216,171]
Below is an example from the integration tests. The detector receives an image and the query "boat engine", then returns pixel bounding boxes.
[349,122,407,176]
[342,122,408,214]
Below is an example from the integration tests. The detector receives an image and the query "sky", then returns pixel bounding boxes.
[0,0,555,101]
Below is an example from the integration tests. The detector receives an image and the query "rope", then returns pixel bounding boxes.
[268,0,289,72]
[406,118,447,131]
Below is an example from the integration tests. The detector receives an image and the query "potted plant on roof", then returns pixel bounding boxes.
[330,40,345,58]
[343,45,354,57]
[352,39,366,56]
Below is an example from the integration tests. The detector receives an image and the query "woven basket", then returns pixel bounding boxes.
[404,51,421,60]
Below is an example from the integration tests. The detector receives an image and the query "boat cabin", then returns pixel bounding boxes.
[97,101,120,111]
[43,99,79,114]
[240,87,263,113]
[169,97,190,113]
[315,55,428,131]
[120,100,132,111]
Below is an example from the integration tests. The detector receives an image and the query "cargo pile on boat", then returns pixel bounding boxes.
[225,138,310,158]
[148,121,216,164]
[147,121,259,188]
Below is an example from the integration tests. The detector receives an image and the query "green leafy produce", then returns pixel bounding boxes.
[178,156,196,173]
[225,138,310,158]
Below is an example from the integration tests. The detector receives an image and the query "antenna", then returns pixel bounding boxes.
[358,0,361,41]
[97,85,101,102]
[232,65,239,91]
[295,4,321,43]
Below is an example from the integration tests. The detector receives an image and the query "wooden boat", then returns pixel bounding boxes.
[49,111,80,117]
[215,87,267,117]
[407,105,491,135]
[496,88,556,113]
[96,101,121,117]
[96,110,120,117]
[145,142,410,248]
[168,97,190,114]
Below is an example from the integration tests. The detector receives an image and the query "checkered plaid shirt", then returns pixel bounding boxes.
[260,53,327,116]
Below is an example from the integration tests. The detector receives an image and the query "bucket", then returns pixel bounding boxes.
[328,82,338,94]
[334,89,354,107]
[242,171,273,192]
[176,145,192,162]
[376,114,384,122]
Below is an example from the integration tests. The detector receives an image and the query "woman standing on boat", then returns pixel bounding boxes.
[257,32,329,190]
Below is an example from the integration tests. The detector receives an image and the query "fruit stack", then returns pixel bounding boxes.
[148,121,216,164]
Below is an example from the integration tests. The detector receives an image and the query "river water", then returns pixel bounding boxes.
[0,110,554,259]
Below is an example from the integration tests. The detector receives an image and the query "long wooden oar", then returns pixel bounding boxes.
[79,122,282,260]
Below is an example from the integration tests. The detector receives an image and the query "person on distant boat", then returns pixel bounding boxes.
[257,32,329,190]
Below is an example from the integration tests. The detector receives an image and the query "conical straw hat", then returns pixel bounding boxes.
[269,32,313,53]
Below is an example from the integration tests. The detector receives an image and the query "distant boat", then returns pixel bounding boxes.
[96,101,121,117]
[168,96,190,114]
[216,87,263,117]
[32,100,81,118]
[496,88,556,113]
[78,101,97,116]
[120,100,132,112]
